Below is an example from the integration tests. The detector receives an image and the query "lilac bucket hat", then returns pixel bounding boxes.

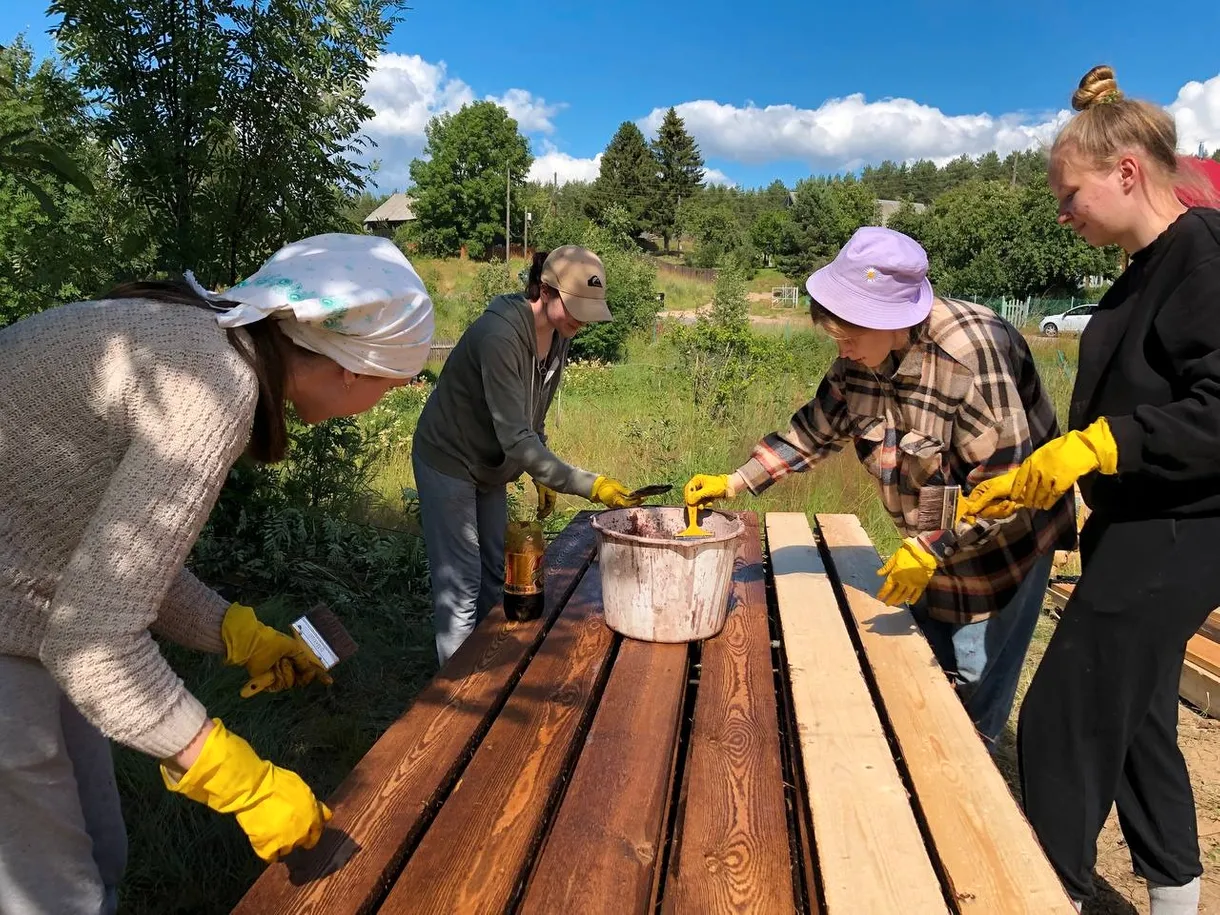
[806,226,933,331]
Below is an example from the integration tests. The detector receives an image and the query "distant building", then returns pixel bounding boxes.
[363,193,416,235]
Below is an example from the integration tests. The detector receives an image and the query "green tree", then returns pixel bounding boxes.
[588,121,655,237]
[650,107,704,251]
[750,209,796,267]
[409,101,532,259]
[778,176,877,284]
[976,151,1005,182]
[51,0,398,286]
[0,40,153,327]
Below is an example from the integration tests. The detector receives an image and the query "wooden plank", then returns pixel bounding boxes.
[1046,582,1074,612]
[766,513,947,915]
[815,514,1075,915]
[1180,659,1220,719]
[378,561,617,915]
[232,514,599,915]
[1199,610,1220,643]
[663,512,796,915]
[1187,634,1220,680]
[519,638,687,914]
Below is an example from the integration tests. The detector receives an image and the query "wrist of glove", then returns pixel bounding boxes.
[589,476,643,509]
[683,473,737,506]
[876,537,939,607]
[221,603,332,699]
[161,718,331,862]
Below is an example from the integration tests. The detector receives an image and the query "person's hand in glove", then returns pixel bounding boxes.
[683,473,738,507]
[876,538,939,607]
[162,719,331,862]
[959,469,1022,522]
[589,476,644,509]
[965,418,1117,516]
[221,603,332,699]
[533,479,557,520]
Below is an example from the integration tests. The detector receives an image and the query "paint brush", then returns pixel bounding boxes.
[917,484,963,532]
[291,604,358,672]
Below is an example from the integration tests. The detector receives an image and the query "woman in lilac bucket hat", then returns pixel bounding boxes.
[685,226,1075,750]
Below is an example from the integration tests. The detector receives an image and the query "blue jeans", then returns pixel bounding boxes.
[412,453,509,666]
[910,553,1054,751]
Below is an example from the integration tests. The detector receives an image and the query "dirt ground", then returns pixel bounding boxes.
[998,612,1220,914]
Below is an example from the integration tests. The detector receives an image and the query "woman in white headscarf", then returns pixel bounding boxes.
[0,233,433,915]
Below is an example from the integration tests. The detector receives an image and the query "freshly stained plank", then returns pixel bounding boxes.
[663,512,795,914]
[1187,634,1220,680]
[379,562,617,915]
[766,513,946,914]
[815,514,1075,915]
[520,638,688,914]
[232,514,598,915]
[1180,659,1219,719]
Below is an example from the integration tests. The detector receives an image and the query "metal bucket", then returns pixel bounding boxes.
[590,507,744,643]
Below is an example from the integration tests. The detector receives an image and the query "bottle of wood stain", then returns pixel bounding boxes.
[504,520,545,621]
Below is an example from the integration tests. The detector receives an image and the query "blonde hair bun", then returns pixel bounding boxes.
[1072,65,1124,112]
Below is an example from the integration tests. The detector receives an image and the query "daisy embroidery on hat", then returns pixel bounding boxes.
[865,267,879,282]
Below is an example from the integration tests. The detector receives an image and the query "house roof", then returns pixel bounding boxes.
[363,192,416,224]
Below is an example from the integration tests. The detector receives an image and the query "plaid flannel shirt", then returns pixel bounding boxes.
[737,298,1076,623]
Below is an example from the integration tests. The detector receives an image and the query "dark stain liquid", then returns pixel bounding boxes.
[504,588,545,622]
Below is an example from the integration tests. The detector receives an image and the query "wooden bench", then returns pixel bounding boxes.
[233,510,1073,914]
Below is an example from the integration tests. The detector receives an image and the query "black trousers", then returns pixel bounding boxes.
[1018,514,1220,900]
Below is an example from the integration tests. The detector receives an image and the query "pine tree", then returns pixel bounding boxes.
[650,107,704,251]
[589,121,656,239]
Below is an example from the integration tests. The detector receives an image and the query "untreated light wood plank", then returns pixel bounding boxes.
[663,512,795,915]
[816,514,1075,915]
[232,514,599,915]
[1198,610,1220,643]
[1047,582,1074,612]
[379,562,616,915]
[1180,659,1219,719]
[1187,634,1220,680]
[519,638,687,914]
[766,513,947,914]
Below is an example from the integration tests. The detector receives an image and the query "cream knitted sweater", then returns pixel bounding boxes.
[0,299,258,758]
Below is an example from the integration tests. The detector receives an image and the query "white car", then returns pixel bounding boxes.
[1040,304,1097,337]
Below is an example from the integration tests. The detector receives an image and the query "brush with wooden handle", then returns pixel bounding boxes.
[242,604,358,697]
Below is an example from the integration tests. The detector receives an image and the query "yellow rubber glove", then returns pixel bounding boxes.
[683,473,735,507]
[876,538,939,607]
[959,469,1022,523]
[534,479,558,520]
[221,603,333,699]
[162,719,331,862]
[1009,418,1117,511]
[589,476,644,509]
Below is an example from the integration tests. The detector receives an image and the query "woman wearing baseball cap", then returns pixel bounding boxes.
[0,233,435,911]
[413,245,643,665]
[685,226,1074,749]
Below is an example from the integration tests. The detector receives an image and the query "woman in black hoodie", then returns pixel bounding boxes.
[967,66,1220,914]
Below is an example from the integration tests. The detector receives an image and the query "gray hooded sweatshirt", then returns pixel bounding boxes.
[413,293,598,496]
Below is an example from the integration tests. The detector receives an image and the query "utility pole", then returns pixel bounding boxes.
[505,165,511,274]
[525,211,531,258]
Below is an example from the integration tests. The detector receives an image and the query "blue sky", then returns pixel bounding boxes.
[4,1,1220,191]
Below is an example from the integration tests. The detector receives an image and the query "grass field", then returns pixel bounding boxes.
[113,316,1082,913]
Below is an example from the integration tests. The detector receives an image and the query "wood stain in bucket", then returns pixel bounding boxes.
[504,520,545,621]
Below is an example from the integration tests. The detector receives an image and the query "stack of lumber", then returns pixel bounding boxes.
[1046,583,1219,719]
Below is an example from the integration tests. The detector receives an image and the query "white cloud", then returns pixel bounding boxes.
[364,53,474,140]
[486,88,563,135]
[639,72,1220,172]
[638,97,1067,172]
[703,167,736,187]
[528,143,603,185]
[1170,73,1220,154]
